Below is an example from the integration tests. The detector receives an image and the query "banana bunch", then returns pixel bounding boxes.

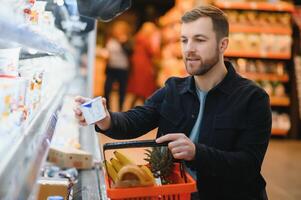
[104,150,155,188]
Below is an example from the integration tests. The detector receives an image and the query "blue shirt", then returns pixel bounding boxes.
[187,86,207,179]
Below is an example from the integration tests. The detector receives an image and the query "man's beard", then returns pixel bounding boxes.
[185,48,219,76]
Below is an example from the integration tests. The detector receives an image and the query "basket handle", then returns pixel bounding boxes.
[103,139,169,151]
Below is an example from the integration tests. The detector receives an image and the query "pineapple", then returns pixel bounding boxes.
[144,146,174,185]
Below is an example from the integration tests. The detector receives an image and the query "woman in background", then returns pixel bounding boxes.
[127,22,161,107]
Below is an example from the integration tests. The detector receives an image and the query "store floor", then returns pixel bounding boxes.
[262,139,301,200]
[100,91,301,200]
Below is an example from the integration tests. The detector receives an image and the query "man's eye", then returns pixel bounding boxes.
[196,39,205,42]
[181,39,187,43]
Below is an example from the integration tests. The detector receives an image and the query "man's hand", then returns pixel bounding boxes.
[73,96,112,130]
[156,133,196,161]
[74,96,90,126]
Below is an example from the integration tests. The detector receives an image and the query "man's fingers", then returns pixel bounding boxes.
[156,133,184,143]
[173,152,186,160]
[101,97,109,113]
[79,121,87,126]
[168,140,182,149]
[73,107,82,116]
[75,96,88,104]
[170,146,186,155]
[79,117,85,122]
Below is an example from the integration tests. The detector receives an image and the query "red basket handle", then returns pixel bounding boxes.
[103,139,169,151]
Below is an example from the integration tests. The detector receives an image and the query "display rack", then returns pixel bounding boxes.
[224,51,291,60]
[0,84,67,199]
[0,1,78,199]
[0,10,66,55]
[272,128,289,135]
[239,72,289,82]
[215,1,294,12]
[216,1,295,136]
[229,25,292,35]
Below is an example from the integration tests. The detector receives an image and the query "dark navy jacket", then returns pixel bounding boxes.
[97,61,272,200]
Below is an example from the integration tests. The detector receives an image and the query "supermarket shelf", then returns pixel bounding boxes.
[0,19,66,54]
[239,72,289,82]
[272,128,289,135]
[215,1,294,12]
[230,25,292,35]
[0,5,66,55]
[225,51,291,59]
[0,84,67,200]
[270,96,290,106]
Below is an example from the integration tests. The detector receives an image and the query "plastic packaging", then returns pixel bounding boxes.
[0,48,21,77]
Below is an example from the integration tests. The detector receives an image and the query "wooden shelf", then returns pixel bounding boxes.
[225,51,291,59]
[230,25,292,35]
[215,1,294,12]
[272,128,289,135]
[239,72,289,82]
[270,96,290,106]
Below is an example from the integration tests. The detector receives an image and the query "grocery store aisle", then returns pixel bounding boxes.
[262,139,301,200]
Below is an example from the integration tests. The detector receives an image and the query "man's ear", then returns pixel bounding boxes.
[219,37,229,53]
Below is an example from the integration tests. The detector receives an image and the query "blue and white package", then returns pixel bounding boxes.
[80,96,106,125]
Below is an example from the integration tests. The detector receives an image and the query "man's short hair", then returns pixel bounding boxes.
[181,5,229,41]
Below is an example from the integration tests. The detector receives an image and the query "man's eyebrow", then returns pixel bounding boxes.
[180,34,209,39]
[194,34,209,39]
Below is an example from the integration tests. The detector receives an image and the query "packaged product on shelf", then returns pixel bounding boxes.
[0,78,19,121]
[276,62,285,75]
[48,146,93,169]
[37,177,70,200]
[236,58,247,72]
[228,33,291,55]
[19,65,44,119]
[261,81,273,96]
[274,82,286,97]
[272,111,291,131]
[32,1,47,25]
[0,47,21,77]
[255,60,265,73]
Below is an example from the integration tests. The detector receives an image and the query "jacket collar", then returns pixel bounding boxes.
[179,61,236,95]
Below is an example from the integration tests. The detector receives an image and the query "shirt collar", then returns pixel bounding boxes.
[179,61,236,95]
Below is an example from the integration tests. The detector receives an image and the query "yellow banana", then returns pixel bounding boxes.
[140,165,155,183]
[110,158,123,172]
[116,164,154,188]
[104,160,119,183]
[114,150,134,166]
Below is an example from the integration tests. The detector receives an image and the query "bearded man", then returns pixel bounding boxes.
[74,5,271,200]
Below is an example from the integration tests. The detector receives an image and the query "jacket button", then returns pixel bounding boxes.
[191,114,195,118]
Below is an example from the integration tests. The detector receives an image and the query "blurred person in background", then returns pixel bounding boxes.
[127,22,161,108]
[101,20,133,111]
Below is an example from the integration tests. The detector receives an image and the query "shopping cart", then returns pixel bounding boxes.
[103,140,197,200]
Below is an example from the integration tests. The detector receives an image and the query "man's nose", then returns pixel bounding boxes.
[185,40,196,52]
